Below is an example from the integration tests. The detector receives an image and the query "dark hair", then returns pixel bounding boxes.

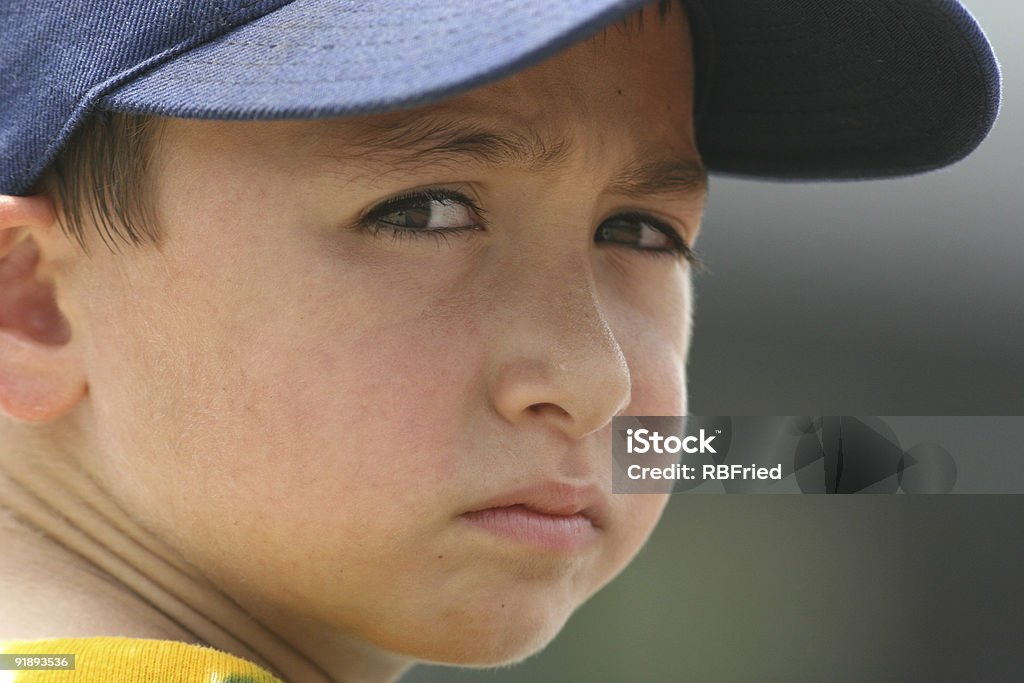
[615,0,678,31]
[41,112,163,255]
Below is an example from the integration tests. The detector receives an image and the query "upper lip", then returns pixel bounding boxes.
[463,480,609,529]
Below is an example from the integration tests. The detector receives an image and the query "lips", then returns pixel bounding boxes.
[459,481,608,553]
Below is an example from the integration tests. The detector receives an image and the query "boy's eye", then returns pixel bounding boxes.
[595,212,696,262]
[360,192,698,264]
[365,190,485,233]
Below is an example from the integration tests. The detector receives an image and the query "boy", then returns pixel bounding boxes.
[0,1,999,682]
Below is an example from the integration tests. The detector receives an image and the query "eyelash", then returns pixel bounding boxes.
[599,210,700,265]
[359,188,701,265]
[360,188,488,247]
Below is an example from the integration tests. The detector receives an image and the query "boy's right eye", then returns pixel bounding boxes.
[362,189,487,236]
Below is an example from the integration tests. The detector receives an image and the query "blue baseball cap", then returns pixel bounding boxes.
[0,0,1001,196]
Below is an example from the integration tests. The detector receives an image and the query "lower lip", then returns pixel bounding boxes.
[459,505,599,554]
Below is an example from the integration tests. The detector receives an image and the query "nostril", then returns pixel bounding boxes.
[528,402,571,418]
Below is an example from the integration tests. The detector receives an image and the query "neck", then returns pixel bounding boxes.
[0,421,410,683]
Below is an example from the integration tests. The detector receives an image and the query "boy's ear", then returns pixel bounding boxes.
[0,195,86,423]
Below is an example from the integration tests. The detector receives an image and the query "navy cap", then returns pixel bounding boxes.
[0,0,1001,195]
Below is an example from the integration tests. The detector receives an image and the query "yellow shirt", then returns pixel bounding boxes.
[0,637,283,682]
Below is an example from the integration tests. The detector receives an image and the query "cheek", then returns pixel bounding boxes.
[242,312,483,507]
[614,492,671,567]
[631,345,688,417]
[577,277,687,598]
[79,239,487,579]
[618,277,692,418]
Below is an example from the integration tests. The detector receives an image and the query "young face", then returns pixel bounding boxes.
[39,4,702,671]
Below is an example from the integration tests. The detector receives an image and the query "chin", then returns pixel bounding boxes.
[423,618,568,668]
[389,593,579,668]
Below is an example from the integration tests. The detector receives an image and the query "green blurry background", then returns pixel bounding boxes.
[409,1,1023,680]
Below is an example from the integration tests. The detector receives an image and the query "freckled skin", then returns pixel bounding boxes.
[10,3,702,675]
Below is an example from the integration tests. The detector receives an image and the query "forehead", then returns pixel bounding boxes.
[430,5,696,123]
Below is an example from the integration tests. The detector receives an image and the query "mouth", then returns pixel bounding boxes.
[458,482,606,554]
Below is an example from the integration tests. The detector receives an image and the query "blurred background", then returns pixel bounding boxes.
[410,0,1023,680]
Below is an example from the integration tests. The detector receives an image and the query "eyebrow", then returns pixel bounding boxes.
[608,156,708,201]
[323,113,708,200]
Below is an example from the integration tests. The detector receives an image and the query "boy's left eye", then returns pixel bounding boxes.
[595,212,695,262]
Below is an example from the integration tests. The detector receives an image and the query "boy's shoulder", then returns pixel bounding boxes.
[0,637,282,682]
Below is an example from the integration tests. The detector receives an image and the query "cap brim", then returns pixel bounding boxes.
[102,0,654,119]
[102,0,1000,181]
[686,0,1002,179]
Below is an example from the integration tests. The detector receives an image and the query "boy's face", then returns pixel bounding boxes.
[59,5,701,667]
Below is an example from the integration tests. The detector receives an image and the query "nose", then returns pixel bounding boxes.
[486,253,632,441]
